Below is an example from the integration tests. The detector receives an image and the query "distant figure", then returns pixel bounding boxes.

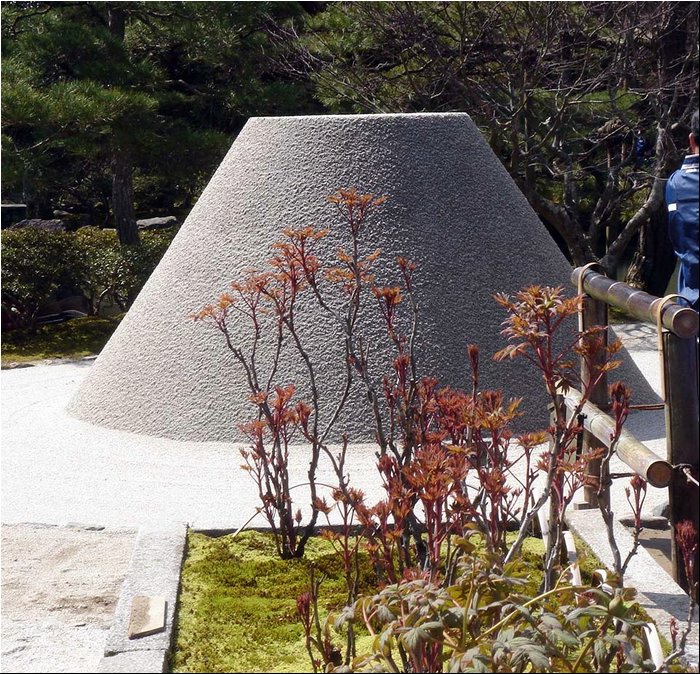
[633,126,653,168]
[665,111,699,311]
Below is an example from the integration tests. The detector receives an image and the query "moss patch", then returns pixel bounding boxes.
[172,529,685,673]
[1,315,121,365]
[171,531,377,673]
[172,531,550,673]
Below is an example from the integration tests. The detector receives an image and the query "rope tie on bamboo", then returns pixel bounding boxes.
[577,262,602,333]
[674,463,700,488]
[654,294,684,402]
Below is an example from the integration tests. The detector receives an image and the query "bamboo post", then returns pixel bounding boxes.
[579,291,609,509]
[663,332,699,594]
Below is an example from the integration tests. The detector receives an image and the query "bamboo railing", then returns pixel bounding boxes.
[562,388,672,488]
[571,266,699,593]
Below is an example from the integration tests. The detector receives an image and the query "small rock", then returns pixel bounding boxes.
[10,218,66,231]
[652,501,671,519]
[66,523,106,531]
[619,515,669,530]
[136,216,178,230]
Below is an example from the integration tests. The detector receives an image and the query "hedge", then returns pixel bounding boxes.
[1,227,177,329]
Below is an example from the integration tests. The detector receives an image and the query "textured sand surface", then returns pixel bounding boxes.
[68,112,605,442]
[1,524,134,673]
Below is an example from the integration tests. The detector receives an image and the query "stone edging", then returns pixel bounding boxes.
[97,522,187,673]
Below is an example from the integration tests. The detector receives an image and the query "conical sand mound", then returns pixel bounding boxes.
[68,113,654,442]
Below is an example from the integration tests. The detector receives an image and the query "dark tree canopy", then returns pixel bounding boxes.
[274,1,698,286]
[2,1,698,291]
[1,1,319,243]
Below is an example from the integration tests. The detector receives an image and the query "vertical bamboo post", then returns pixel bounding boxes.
[663,332,699,594]
[580,294,609,509]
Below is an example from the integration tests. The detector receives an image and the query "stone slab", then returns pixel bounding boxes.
[104,522,186,656]
[128,596,167,639]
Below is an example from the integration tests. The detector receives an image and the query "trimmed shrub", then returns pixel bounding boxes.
[1,226,177,329]
[1,228,79,329]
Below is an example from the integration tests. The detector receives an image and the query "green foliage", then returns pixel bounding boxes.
[1,1,318,218]
[119,227,178,298]
[1,315,123,365]
[73,228,126,314]
[1,226,176,330]
[74,227,177,313]
[1,228,78,328]
[341,535,656,673]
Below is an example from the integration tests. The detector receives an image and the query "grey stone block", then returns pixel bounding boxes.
[97,650,167,673]
[10,218,66,231]
[69,113,658,442]
[104,522,186,656]
[137,216,178,230]
[128,595,167,638]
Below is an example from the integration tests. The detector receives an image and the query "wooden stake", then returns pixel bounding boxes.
[663,332,699,593]
[579,294,609,508]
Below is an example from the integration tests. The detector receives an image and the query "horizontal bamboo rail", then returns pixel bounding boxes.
[571,267,698,338]
[563,388,673,488]
[570,267,698,591]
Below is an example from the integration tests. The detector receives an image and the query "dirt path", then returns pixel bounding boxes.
[1,523,135,673]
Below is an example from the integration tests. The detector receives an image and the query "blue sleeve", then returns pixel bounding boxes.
[666,168,699,309]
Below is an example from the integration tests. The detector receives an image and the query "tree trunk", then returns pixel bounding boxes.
[107,4,126,41]
[601,126,672,274]
[519,179,596,267]
[106,4,139,247]
[625,204,675,295]
[111,150,139,247]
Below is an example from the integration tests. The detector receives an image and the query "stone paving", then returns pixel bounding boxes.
[1,524,135,673]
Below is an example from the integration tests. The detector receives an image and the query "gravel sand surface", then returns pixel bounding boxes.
[0,321,679,673]
[1,524,135,673]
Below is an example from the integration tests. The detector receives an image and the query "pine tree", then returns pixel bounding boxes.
[2,1,314,245]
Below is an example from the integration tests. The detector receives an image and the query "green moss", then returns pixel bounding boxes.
[171,531,375,673]
[172,529,690,672]
[172,530,551,673]
[1,315,122,364]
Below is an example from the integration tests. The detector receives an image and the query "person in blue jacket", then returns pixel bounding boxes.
[666,110,699,311]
